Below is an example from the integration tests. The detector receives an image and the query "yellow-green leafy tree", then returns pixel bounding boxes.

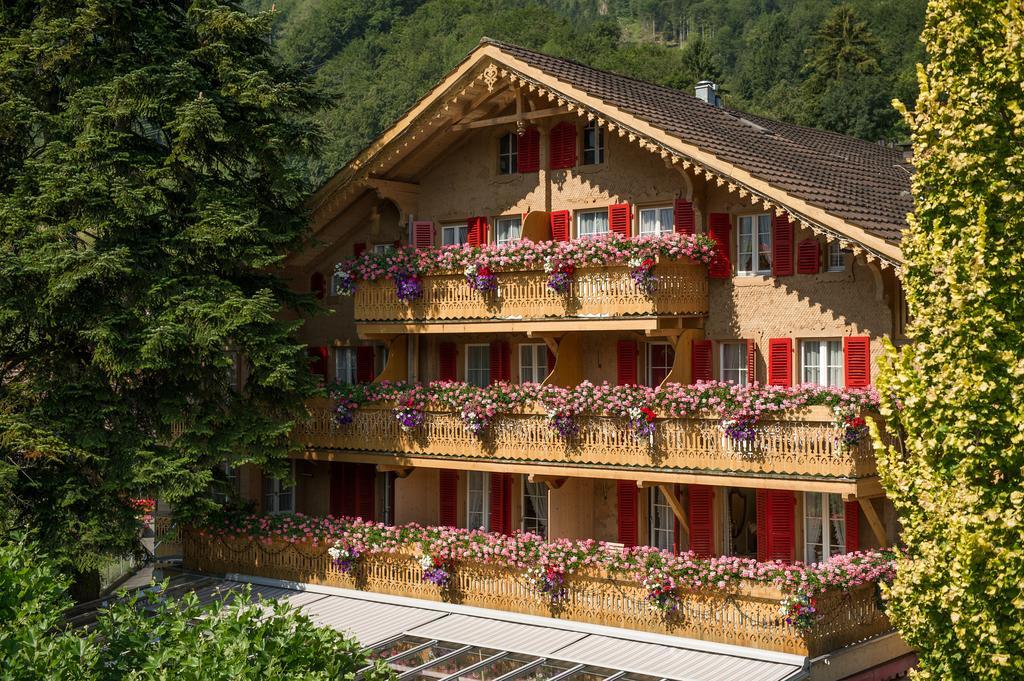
[874,0,1023,678]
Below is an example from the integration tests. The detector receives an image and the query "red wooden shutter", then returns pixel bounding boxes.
[310,272,326,299]
[844,336,871,388]
[691,339,712,383]
[616,340,637,386]
[845,500,860,553]
[356,466,375,521]
[413,221,434,249]
[688,485,714,557]
[765,490,795,563]
[353,242,367,257]
[518,126,540,173]
[467,216,488,246]
[797,238,820,274]
[616,480,638,547]
[608,203,631,238]
[488,341,510,384]
[439,470,458,527]
[746,339,756,385]
[673,199,695,235]
[767,338,792,387]
[489,473,512,534]
[550,210,570,242]
[756,489,767,562]
[356,346,375,383]
[549,121,577,170]
[439,342,457,381]
[329,462,355,517]
[708,213,732,278]
[772,213,794,276]
[308,346,328,377]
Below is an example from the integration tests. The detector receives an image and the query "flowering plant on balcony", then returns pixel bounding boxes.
[628,406,657,444]
[546,409,580,439]
[335,399,359,425]
[394,271,423,303]
[841,414,869,446]
[543,256,575,294]
[642,573,682,614]
[460,403,492,437]
[327,540,362,573]
[419,554,451,587]
[779,594,819,631]
[464,263,498,293]
[628,256,658,295]
[527,563,568,603]
[721,417,756,443]
[332,268,357,296]
[394,397,426,432]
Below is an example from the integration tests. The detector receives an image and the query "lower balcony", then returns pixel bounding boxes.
[299,399,878,481]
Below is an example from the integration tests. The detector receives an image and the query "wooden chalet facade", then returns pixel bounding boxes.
[191,39,917,678]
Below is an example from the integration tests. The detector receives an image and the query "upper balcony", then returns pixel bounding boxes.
[338,232,714,332]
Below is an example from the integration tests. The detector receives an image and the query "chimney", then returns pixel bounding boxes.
[695,80,720,107]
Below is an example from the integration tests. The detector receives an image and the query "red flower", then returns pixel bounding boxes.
[640,407,657,422]
[641,257,655,269]
[478,265,493,276]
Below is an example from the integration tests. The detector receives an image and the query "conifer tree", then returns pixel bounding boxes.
[0,1,322,597]
[874,0,1023,677]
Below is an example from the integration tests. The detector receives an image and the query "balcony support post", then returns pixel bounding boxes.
[657,483,690,535]
[373,336,408,383]
[528,474,566,490]
[660,328,704,386]
[857,496,889,548]
[377,465,415,478]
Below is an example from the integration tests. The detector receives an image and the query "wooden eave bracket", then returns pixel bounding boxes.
[528,474,566,490]
[637,482,690,535]
[377,465,415,478]
[858,496,889,548]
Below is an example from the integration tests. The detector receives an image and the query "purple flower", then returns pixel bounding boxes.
[548,411,580,439]
[335,401,358,425]
[395,407,425,431]
[394,271,423,302]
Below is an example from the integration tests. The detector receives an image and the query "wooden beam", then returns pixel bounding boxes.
[358,318,668,336]
[528,474,566,490]
[377,465,414,478]
[858,497,888,548]
[657,484,689,535]
[450,106,564,131]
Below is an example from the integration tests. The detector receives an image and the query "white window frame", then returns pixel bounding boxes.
[376,471,395,526]
[522,477,549,538]
[803,492,848,563]
[211,462,238,505]
[263,462,294,515]
[334,347,357,385]
[494,215,522,246]
[737,214,773,276]
[800,339,843,387]
[582,121,605,165]
[465,344,490,388]
[576,209,609,238]
[466,471,490,531]
[648,487,675,551]
[645,342,674,387]
[827,241,846,272]
[498,132,518,174]
[441,222,468,246]
[638,206,674,236]
[519,343,549,384]
[719,341,748,385]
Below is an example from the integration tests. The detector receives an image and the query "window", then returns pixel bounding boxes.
[737,214,772,275]
[441,223,469,246]
[646,343,674,387]
[498,132,518,174]
[376,472,395,525]
[582,121,605,164]
[649,487,675,551]
[638,206,673,236]
[466,471,490,531]
[465,344,490,387]
[494,215,522,246]
[576,209,609,238]
[519,343,549,383]
[262,463,294,514]
[720,342,748,385]
[211,462,238,505]
[372,243,393,255]
[334,347,357,385]
[522,478,549,538]
[800,340,843,387]
[804,492,847,562]
[827,241,846,272]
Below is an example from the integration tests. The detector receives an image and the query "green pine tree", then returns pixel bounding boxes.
[873,0,1024,677]
[803,4,881,90]
[0,1,322,598]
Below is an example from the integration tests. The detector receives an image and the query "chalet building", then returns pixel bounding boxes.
[192,39,917,679]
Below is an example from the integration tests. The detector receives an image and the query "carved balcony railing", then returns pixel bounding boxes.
[182,531,891,657]
[300,399,878,479]
[353,259,708,322]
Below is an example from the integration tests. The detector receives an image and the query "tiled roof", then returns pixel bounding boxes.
[485,38,913,245]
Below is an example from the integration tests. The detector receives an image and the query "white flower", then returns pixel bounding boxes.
[418,554,434,571]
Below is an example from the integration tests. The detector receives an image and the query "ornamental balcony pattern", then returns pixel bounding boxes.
[300,400,878,479]
[353,259,707,323]
[182,532,891,657]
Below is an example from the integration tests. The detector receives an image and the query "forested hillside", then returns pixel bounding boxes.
[246,0,926,185]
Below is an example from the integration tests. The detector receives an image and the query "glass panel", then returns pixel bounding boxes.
[562,666,621,681]
[828,241,845,271]
[503,659,577,680]
[639,208,658,235]
[388,642,466,674]
[804,492,824,563]
[367,636,432,661]
[402,647,502,681]
[828,493,847,557]
[467,471,488,531]
[737,217,753,274]
[578,211,608,237]
[757,213,773,273]
[649,488,675,551]
[519,344,535,384]
[801,341,822,385]
[451,653,537,680]
[522,480,549,538]
[826,340,843,387]
[721,342,746,385]
[620,675,665,681]
[466,345,490,388]
[495,217,521,246]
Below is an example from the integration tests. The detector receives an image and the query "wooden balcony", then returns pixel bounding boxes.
[182,531,892,657]
[354,259,707,324]
[300,399,878,481]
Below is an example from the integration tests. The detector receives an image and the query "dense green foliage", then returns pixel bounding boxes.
[0,535,393,680]
[245,0,925,183]
[0,1,321,594]
[873,0,1023,678]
